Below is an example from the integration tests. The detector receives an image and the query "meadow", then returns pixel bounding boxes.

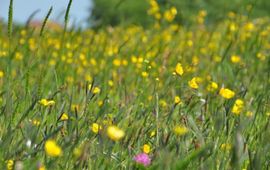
[0,0,270,169]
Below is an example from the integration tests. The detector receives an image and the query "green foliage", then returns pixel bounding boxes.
[171,0,270,22]
[8,0,13,39]
[90,0,270,27]
[90,0,151,27]
[40,7,53,37]
[1,0,270,169]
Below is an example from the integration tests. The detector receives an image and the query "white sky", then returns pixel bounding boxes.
[0,0,92,28]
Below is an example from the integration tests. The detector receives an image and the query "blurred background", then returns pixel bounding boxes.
[0,0,92,28]
[1,0,270,28]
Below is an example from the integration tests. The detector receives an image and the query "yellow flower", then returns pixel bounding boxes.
[219,88,235,99]
[6,160,14,170]
[159,99,167,108]
[73,147,82,158]
[30,119,41,126]
[192,56,199,66]
[15,52,23,60]
[207,81,218,92]
[88,84,92,90]
[131,55,138,63]
[93,87,101,94]
[98,100,103,107]
[60,113,69,121]
[39,99,55,107]
[71,104,79,111]
[49,59,56,66]
[214,55,222,62]
[108,80,114,87]
[187,40,193,47]
[220,143,232,150]
[141,71,149,77]
[232,99,244,115]
[113,58,121,66]
[107,126,125,141]
[246,111,253,118]
[38,164,46,170]
[229,23,237,32]
[244,22,254,31]
[256,53,266,61]
[188,77,202,89]
[45,140,62,157]
[0,70,4,78]
[231,55,241,63]
[122,59,128,66]
[150,131,156,137]
[143,144,151,154]
[198,10,207,17]
[174,125,188,136]
[175,63,184,76]
[174,96,182,105]
[164,7,177,22]
[91,123,102,134]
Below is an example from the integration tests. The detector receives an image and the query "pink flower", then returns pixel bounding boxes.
[133,153,151,166]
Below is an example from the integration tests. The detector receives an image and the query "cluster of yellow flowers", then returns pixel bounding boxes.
[147,0,177,22]
[91,123,125,142]
[164,7,177,22]
[232,99,244,115]
[197,10,207,24]
[188,77,202,89]
[1,6,269,169]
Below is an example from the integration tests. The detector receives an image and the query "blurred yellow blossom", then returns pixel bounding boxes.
[231,55,241,63]
[257,53,266,61]
[220,143,232,151]
[45,140,62,157]
[113,58,121,66]
[174,125,188,136]
[246,111,253,118]
[93,87,101,94]
[150,131,156,137]
[175,63,184,76]
[164,7,177,22]
[108,80,114,87]
[188,77,202,89]
[174,96,182,105]
[107,126,125,141]
[30,119,41,126]
[0,70,4,78]
[39,99,55,107]
[60,113,69,121]
[71,104,79,112]
[143,144,151,154]
[219,88,235,99]
[73,147,82,158]
[207,81,218,92]
[92,123,102,134]
[38,164,46,170]
[142,71,149,77]
[159,99,167,108]
[232,99,244,115]
[6,160,14,170]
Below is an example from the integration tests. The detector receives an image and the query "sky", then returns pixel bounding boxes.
[0,0,92,28]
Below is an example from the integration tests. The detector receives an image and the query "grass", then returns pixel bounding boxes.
[0,2,270,170]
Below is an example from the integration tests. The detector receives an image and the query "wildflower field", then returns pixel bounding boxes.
[0,0,270,169]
